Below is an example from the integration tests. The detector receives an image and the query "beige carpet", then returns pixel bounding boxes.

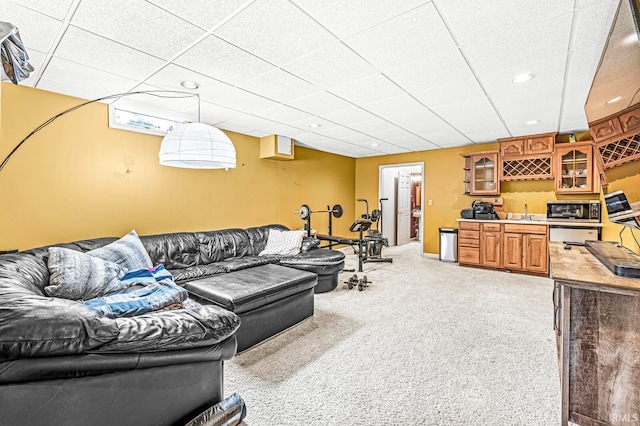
[225,242,561,425]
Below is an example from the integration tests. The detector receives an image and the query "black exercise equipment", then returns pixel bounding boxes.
[355,198,393,265]
[344,274,371,291]
[294,204,344,237]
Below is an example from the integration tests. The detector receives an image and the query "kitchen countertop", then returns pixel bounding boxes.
[457,218,604,227]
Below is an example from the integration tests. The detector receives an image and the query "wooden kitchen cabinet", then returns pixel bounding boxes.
[555,142,595,194]
[458,221,480,265]
[503,233,523,270]
[461,151,500,195]
[524,234,548,274]
[481,223,502,268]
[499,132,556,181]
[502,223,548,275]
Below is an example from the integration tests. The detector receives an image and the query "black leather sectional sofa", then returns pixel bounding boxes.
[0,224,344,426]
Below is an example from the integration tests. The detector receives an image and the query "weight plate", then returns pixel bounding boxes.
[332,204,343,218]
[298,204,311,220]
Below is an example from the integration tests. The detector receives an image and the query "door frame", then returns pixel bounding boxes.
[378,162,424,249]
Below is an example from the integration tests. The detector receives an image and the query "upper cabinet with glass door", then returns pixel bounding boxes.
[555,142,597,194]
[462,151,500,195]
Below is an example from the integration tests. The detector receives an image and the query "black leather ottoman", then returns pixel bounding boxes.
[183,264,317,352]
[278,249,345,293]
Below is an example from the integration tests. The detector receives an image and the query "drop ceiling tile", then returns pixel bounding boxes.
[38,57,139,100]
[11,0,75,19]
[294,132,340,144]
[386,108,442,129]
[217,123,254,136]
[432,97,508,133]
[144,64,233,101]
[54,26,166,81]
[367,142,412,155]
[478,55,567,96]
[328,74,405,105]
[71,0,205,60]
[262,124,311,138]
[494,96,562,123]
[464,130,508,144]
[461,13,574,76]
[565,47,602,83]
[346,3,457,72]
[245,129,272,137]
[362,95,426,119]
[286,91,354,116]
[490,81,565,115]
[2,3,63,52]
[220,115,280,132]
[283,41,376,89]
[412,79,486,108]
[253,104,313,124]
[388,56,475,94]
[320,107,378,126]
[384,133,429,146]
[288,116,339,131]
[181,101,245,125]
[291,0,431,39]
[435,138,475,147]
[340,134,382,144]
[147,0,249,30]
[435,0,575,47]
[214,0,336,65]
[210,88,280,114]
[347,119,395,134]
[367,127,415,142]
[174,35,275,86]
[239,68,319,103]
[572,1,619,53]
[415,125,470,145]
[312,126,363,140]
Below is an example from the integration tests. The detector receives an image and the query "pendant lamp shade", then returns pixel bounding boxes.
[159,122,236,170]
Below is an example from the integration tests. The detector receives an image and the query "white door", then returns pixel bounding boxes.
[397,171,411,245]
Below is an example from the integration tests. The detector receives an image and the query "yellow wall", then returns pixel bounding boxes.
[0,83,356,250]
[356,135,640,255]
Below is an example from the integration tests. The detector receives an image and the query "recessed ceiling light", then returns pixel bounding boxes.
[371,143,379,147]
[525,120,540,125]
[180,80,200,89]
[309,123,321,128]
[606,96,622,104]
[511,74,535,84]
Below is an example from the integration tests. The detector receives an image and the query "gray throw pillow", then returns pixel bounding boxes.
[88,230,153,272]
[45,247,127,300]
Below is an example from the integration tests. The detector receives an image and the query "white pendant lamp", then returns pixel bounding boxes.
[159,122,236,170]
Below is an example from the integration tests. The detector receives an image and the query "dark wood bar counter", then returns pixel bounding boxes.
[549,242,640,426]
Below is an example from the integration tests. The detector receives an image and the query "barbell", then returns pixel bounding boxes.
[294,204,344,220]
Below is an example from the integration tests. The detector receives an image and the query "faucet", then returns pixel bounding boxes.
[523,203,531,220]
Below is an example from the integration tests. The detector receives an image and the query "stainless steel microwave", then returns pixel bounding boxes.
[546,200,601,222]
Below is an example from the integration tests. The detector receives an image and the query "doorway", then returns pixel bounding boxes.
[378,162,424,248]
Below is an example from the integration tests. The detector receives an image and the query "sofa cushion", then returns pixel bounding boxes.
[276,249,346,276]
[89,230,153,272]
[90,304,241,353]
[259,229,305,256]
[197,229,252,263]
[218,256,273,272]
[170,264,228,283]
[0,253,49,294]
[184,264,317,314]
[140,232,200,269]
[45,247,127,300]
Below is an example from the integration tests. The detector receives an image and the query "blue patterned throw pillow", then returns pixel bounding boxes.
[45,247,127,300]
[88,230,153,272]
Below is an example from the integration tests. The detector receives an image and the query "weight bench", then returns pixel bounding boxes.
[317,219,372,272]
